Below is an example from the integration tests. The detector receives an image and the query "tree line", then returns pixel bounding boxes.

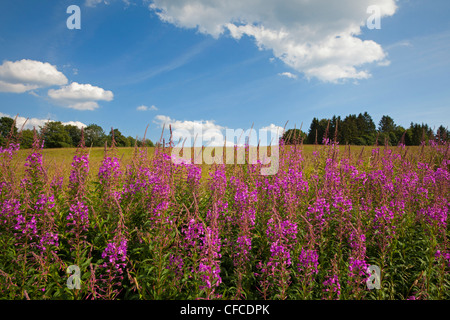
[282,112,449,146]
[0,117,154,149]
[1,112,448,149]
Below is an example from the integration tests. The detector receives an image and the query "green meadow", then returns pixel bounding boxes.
[13,144,424,183]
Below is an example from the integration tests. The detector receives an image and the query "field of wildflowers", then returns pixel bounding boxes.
[0,129,449,300]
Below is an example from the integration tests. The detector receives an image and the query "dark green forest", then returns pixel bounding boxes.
[282,112,449,146]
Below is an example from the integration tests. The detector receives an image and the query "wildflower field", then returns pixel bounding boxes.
[0,133,449,300]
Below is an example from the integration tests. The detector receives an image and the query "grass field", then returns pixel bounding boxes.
[14,143,424,182]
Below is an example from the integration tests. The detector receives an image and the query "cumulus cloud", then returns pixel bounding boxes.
[0,59,68,93]
[0,112,86,131]
[153,114,225,146]
[0,60,113,111]
[260,123,285,136]
[59,120,87,128]
[137,104,158,111]
[153,115,284,146]
[48,82,114,110]
[278,72,297,79]
[149,0,397,82]
[260,123,285,145]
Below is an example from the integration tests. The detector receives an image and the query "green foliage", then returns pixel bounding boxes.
[107,128,129,147]
[0,116,18,146]
[65,125,82,147]
[282,129,307,145]
[41,122,72,148]
[378,115,396,135]
[85,124,106,147]
[19,129,35,149]
[302,112,443,146]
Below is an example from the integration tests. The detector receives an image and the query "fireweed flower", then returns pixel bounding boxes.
[208,165,228,214]
[101,238,128,272]
[0,127,449,300]
[191,214,222,299]
[347,231,368,280]
[66,200,89,234]
[13,137,60,254]
[121,165,155,198]
[198,225,222,296]
[434,167,450,184]
[98,156,123,207]
[97,234,128,298]
[257,217,297,298]
[374,205,394,229]
[98,156,122,185]
[435,249,450,268]
[167,254,184,278]
[180,218,206,287]
[0,181,6,196]
[24,152,44,173]
[33,194,59,253]
[199,166,225,298]
[50,176,64,193]
[307,197,329,232]
[0,142,20,159]
[182,218,205,252]
[229,176,257,272]
[267,218,297,248]
[235,235,252,260]
[34,194,55,212]
[37,231,59,252]
[187,164,202,188]
[0,142,20,188]
[278,167,309,215]
[322,274,341,299]
[298,248,319,277]
[68,153,90,193]
[0,198,21,226]
[419,197,449,232]
[395,171,419,202]
[14,215,38,240]
[22,150,46,194]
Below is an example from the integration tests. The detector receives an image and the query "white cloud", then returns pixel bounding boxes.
[0,60,113,111]
[0,112,86,131]
[378,60,391,67]
[60,121,87,128]
[85,0,106,7]
[153,114,225,146]
[278,72,297,79]
[153,115,284,146]
[260,123,285,145]
[0,81,38,93]
[85,0,131,7]
[0,59,68,93]
[48,82,113,111]
[137,104,158,111]
[149,0,397,82]
[260,123,285,136]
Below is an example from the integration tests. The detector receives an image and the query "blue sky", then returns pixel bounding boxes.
[0,0,449,145]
